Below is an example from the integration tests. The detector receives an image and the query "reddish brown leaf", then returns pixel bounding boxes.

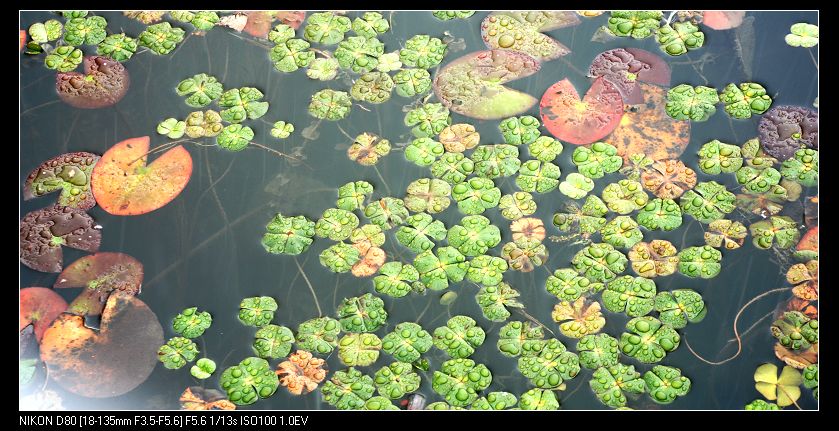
[180,386,236,410]
[20,204,102,273]
[20,287,69,342]
[55,252,144,317]
[276,350,327,395]
[24,152,100,210]
[774,342,817,369]
[510,217,546,243]
[56,56,130,109]
[540,77,624,146]
[641,159,697,199]
[351,244,386,277]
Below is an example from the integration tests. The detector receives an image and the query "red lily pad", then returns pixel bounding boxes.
[624,48,671,86]
[540,77,624,145]
[20,204,102,273]
[702,11,745,30]
[20,30,26,52]
[40,291,164,398]
[588,48,670,105]
[243,11,306,38]
[23,152,101,210]
[607,83,691,161]
[20,287,69,342]
[55,252,144,317]
[56,56,130,109]
[434,49,541,120]
[91,136,193,216]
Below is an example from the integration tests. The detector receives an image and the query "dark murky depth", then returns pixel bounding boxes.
[20,11,818,410]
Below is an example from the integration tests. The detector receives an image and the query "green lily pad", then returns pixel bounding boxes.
[400,34,447,69]
[303,12,352,45]
[803,364,818,399]
[220,357,278,406]
[518,388,560,410]
[322,367,375,409]
[64,16,107,46]
[190,358,216,379]
[414,247,467,290]
[665,84,719,121]
[270,38,314,73]
[704,219,748,250]
[621,153,655,181]
[497,321,545,357]
[138,22,186,55]
[405,138,444,167]
[175,73,224,108]
[382,322,432,363]
[528,136,564,163]
[636,198,683,231]
[433,11,476,20]
[754,363,802,407]
[253,325,295,359]
[698,140,743,174]
[476,282,523,322]
[601,216,644,249]
[364,197,409,230]
[432,358,492,407]
[353,12,389,38]
[306,57,340,81]
[337,293,387,333]
[296,317,341,355]
[749,216,800,249]
[516,160,561,193]
[607,11,662,39]
[481,12,577,61]
[97,33,137,62]
[351,72,393,104]
[172,307,212,338]
[447,215,501,257]
[552,196,609,238]
[619,316,680,363]
[467,255,508,286]
[404,103,452,138]
[431,152,475,184]
[518,338,580,389]
[679,181,736,223]
[785,23,818,47]
[780,148,818,187]
[393,68,432,98]
[736,166,782,193]
[502,238,548,273]
[261,213,315,255]
[552,297,606,338]
[602,275,657,317]
[185,110,223,138]
[499,116,541,145]
[316,208,360,241]
[338,333,382,366]
[471,392,518,410]
[577,334,620,369]
[677,245,722,278]
[657,21,704,56]
[158,337,199,369]
[168,11,195,23]
[720,83,773,119]
[770,311,818,350]
[270,121,294,139]
[190,11,219,30]
[29,20,63,44]
[44,46,83,72]
[745,399,781,410]
[559,173,595,199]
[218,87,269,123]
[433,315,485,358]
[238,296,277,327]
[471,144,521,179]
[451,177,501,215]
[268,24,295,44]
[546,268,603,301]
[395,213,446,253]
[374,262,420,298]
[499,192,537,220]
[603,179,649,214]
[336,180,374,211]
[404,178,451,214]
[572,243,628,283]
[654,290,706,329]
[335,36,384,74]
[590,363,645,408]
[157,118,186,139]
[572,142,622,179]
[350,224,385,247]
[374,362,420,399]
[308,89,352,121]
[216,124,253,151]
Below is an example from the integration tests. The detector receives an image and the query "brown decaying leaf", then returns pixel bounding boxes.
[180,387,236,410]
[20,204,102,273]
[351,243,386,277]
[276,350,327,395]
[774,342,817,369]
[510,217,546,242]
[641,159,697,199]
[55,252,144,317]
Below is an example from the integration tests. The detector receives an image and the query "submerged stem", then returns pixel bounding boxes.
[294,257,323,317]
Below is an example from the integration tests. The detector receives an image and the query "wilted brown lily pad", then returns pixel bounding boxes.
[351,243,386,277]
[276,350,327,395]
[55,252,144,317]
[774,342,817,369]
[758,105,818,161]
[588,48,671,104]
[20,204,102,273]
[510,217,546,242]
[56,56,130,109]
[24,152,100,210]
[40,291,163,398]
[641,159,697,199]
[20,287,69,342]
[180,386,236,410]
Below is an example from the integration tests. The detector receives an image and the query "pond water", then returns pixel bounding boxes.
[20,11,818,410]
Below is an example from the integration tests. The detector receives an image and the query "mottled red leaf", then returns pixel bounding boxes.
[20,204,102,273]
[540,77,624,146]
[55,252,144,317]
[20,287,69,342]
[56,56,130,109]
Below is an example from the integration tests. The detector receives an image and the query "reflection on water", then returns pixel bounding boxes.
[20,11,817,410]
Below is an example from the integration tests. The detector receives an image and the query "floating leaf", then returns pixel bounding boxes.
[679,181,736,223]
[172,307,211,339]
[644,365,691,404]
[220,357,278,406]
[276,350,326,396]
[270,38,314,73]
[438,124,479,154]
[628,240,678,278]
[665,84,719,121]
[602,275,656,317]
[395,213,446,253]
[451,177,501,215]
[216,124,253,152]
[24,152,99,210]
[736,166,782,194]
[40,292,163,398]
[771,311,818,351]
[267,23,294,44]
[19,287,68,342]
[350,224,385,248]
[374,262,420,298]
[337,293,387,333]
[705,219,747,250]
[757,106,818,161]
[540,78,624,146]
[351,243,386,278]
[175,73,223,107]
[296,317,340,355]
[56,56,130,108]
[572,243,627,283]
[404,103,451,138]
[303,12,351,45]
[654,290,706,329]
[400,34,447,69]
[350,72,393,104]
[404,178,451,214]
[528,136,564,162]
[677,245,722,278]
[577,334,620,369]
[559,173,595,199]
[308,89,352,121]
[481,12,576,61]
[589,363,645,408]
[64,16,107,46]
[20,205,101,273]
[467,256,508,287]
[434,50,540,120]
[447,215,501,257]
[138,22,185,55]
[306,57,339,81]
[499,116,541,146]
[553,297,606,338]
[97,33,137,62]
[476,282,523,322]
[608,84,691,162]
[29,20,62,44]
[516,160,561,193]
[803,364,818,399]
[619,316,680,363]
[261,213,315,255]
[497,321,545,358]
[472,144,521,179]
[364,197,409,230]
[636,198,683,231]
[336,181,374,211]
[374,362,420,399]
[414,247,467,291]
[588,48,671,103]
[754,363,802,407]
[253,325,295,359]
[607,11,662,39]
[382,322,432,363]
[471,392,518,410]
[335,36,384,74]
[546,268,603,301]
[348,132,391,165]
[641,159,697,200]
[322,367,374,409]
[432,358,492,407]
[405,138,444,167]
[393,68,431,97]
[238,296,277,327]
[352,12,388,38]
[697,140,743,174]
[499,192,537,220]
[749,216,800,249]
[518,338,580,389]
[433,316,485,358]
[601,216,644,249]
[781,148,818,187]
[787,260,818,301]
[157,118,186,139]
[433,11,476,20]
[552,196,608,238]
[185,110,223,138]
[744,399,780,410]
[720,83,772,119]
[338,333,382,366]
[572,142,622,179]
[602,179,649,214]
[91,136,192,216]
[657,22,705,56]
[315,208,359,241]
[785,23,818,47]
[518,388,560,410]
[501,238,548,273]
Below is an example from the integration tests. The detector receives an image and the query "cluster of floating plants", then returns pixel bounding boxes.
[20,11,818,411]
